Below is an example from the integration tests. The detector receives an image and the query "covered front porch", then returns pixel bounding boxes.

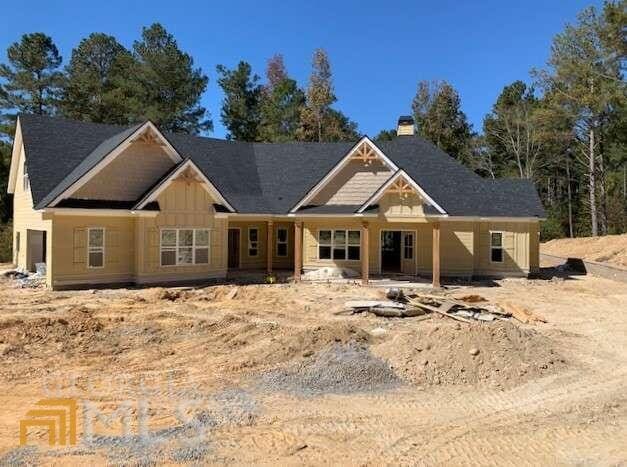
[225,218,443,288]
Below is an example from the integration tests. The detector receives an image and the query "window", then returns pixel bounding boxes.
[318,229,360,260]
[88,228,105,268]
[490,232,504,263]
[23,173,29,192]
[160,229,210,266]
[403,233,414,260]
[276,228,288,257]
[248,228,259,257]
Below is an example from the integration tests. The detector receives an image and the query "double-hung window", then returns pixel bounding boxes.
[160,229,210,266]
[88,228,105,268]
[318,229,360,260]
[276,228,288,257]
[248,228,259,257]
[490,231,504,263]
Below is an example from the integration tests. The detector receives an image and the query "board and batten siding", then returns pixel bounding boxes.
[135,179,227,283]
[310,160,392,205]
[73,142,175,201]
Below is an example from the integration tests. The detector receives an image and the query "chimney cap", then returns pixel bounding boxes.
[397,115,414,125]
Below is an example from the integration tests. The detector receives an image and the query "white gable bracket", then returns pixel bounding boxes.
[357,169,448,215]
[289,136,398,213]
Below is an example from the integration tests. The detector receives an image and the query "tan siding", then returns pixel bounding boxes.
[136,179,227,283]
[473,221,530,276]
[311,160,392,205]
[379,192,425,217]
[228,221,294,270]
[440,222,474,276]
[12,142,52,281]
[73,141,175,201]
[52,216,135,286]
[529,222,540,272]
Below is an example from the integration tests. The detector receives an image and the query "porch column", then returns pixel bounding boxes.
[266,220,273,274]
[432,222,441,288]
[294,221,302,281]
[361,221,369,285]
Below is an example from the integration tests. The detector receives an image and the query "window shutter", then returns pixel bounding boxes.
[107,229,120,264]
[73,228,87,264]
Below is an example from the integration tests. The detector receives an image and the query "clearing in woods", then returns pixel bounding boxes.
[0,265,625,464]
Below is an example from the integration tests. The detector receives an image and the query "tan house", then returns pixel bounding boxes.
[8,114,544,290]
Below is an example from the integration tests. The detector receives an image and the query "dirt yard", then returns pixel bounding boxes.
[542,233,627,268]
[0,269,626,465]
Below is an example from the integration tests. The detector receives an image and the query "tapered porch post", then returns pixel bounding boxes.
[266,220,273,275]
[361,221,369,285]
[432,222,441,288]
[294,221,302,281]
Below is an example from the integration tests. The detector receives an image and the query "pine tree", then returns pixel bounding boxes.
[133,23,211,134]
[61,33,137,124]
[257,55,305,142]
[412,80,474,163]
[0,33,64,137]
[534,5,624,236]
[298,49,358,142]
[216,61,262,141]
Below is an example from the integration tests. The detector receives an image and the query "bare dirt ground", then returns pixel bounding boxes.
[0,267,626,465]
[542,233,627,268]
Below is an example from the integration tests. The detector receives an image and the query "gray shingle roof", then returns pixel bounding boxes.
[18,114,545,218]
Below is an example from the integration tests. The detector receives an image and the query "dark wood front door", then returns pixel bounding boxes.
[381,231,402,273]
[228,229,240,268]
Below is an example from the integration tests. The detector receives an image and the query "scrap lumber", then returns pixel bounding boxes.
[499,301,547,324]
[409,299,472,324]
[451,294,487,303]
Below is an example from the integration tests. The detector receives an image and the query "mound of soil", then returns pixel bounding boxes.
[258,342,401,396]
[542,234,627,268]
[377,321,566,387]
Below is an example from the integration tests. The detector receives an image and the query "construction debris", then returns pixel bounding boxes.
[344,300,426,318]
[498,301,547,324]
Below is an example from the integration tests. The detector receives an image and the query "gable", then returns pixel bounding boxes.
[72,140,175,201]
[290,137,398,212]
[310,158,392,205]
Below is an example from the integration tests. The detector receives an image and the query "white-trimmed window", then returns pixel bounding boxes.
[160,229,210,266]
[88,228,105,268]
[490,231,504,263]
[403,233,414,260]
[318,230,360,260]
[276,228,288,257]
[248,228,259,257]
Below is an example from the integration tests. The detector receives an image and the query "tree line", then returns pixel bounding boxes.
[0,1,625,249]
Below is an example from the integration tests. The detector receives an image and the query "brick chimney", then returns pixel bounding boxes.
[396,116,415,136]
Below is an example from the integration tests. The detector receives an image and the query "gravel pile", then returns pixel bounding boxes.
[259,342,402,396]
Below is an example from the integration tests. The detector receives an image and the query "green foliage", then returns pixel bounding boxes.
[216,61,262,141]
[133,24,211,134]
[375,129,397,141]
[0,141,11,223]
[540,208,567,241]
[412,80,474,163]
[0,222,12,263]
[0,32,64,137]
[257,55,305,142]
[61,33,137,125]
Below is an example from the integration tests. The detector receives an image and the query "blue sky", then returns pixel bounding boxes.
[0,0,603,138]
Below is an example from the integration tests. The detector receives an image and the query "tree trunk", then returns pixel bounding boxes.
[589,126,598,236]
[566,156,574,238]
[598,133,608,235]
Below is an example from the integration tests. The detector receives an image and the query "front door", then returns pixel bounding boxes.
[228,229,240,268]
[381,231,402,273]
